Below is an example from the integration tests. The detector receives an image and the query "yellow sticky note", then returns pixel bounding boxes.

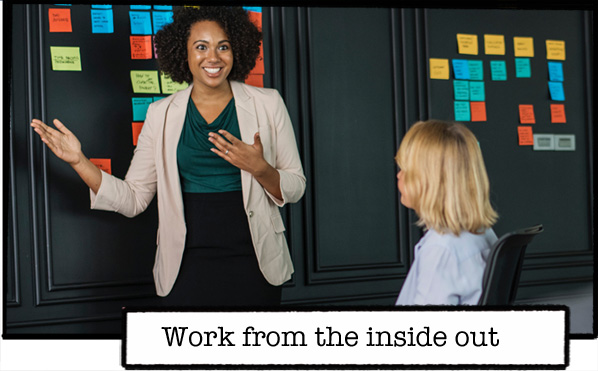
[50,46,82,71]
[484,34,505,55]
[514,37,534,57]
[160,73,189,94]
[131,70,161,94]
[429,58,449,80]
[546,40,566,60]
[457,34,478,55]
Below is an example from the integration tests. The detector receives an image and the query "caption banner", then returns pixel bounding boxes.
[124,308,567,368]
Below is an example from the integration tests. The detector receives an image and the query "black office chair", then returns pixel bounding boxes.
[478,224,544,305]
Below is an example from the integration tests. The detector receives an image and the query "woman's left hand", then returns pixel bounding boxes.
[209,130,269,177]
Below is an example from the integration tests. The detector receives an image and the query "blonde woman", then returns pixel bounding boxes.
[395,120,499,305]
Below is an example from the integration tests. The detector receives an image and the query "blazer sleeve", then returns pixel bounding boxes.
[264,91,306,207]
[90,104,159,218]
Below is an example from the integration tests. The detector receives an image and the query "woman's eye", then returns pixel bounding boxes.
[196,44,207,50]
[218,44,230,51]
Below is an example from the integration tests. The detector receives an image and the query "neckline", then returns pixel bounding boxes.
[188,96,234,126]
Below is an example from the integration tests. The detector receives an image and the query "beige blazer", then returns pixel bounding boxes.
[90,81,306,296]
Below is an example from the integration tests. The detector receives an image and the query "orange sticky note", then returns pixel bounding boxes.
[248,42,264,75]
[132,122,144,146]
[519,104,536,124]
[470,102,487,122]
[245,74,263,88]
[130,36,153,60]
[90,158,112,174]
[518,126,534,146]
[49,8,72,33]
[248,10,262,30]
[550,104,566,123]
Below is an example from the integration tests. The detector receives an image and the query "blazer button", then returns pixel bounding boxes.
[249,211,254,217]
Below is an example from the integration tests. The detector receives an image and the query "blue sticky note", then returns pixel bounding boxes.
[490,60,507,81]
[453,80,470,100]
[467,60,484,80]
[132,97,154,121]
[515,58,531,78]
[91,4,111,9]
[154,5,173,10]
[91,9,114,33]
[243,6,263,12]
[130,11,152,35]
[454,101,471,121]
[153,11,174,34]
[548,81,565,101]
[548,61,564,82]
[130,5,151,10]
[452,59,470,80]
[154,96,165,102]
[469,81,485,101]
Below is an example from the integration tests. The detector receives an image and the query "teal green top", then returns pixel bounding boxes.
[177,97,242,193]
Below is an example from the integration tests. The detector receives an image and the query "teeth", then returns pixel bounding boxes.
[204,68,221,74]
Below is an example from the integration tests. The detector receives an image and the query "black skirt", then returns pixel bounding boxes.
[158,191,281,307]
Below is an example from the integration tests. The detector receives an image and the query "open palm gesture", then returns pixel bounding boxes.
[30,118,84,165]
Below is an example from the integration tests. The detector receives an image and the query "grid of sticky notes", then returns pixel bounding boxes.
[429,33,574,152]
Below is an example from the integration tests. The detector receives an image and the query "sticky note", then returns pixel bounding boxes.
[49,8,72,32]
[533,134,555,151]
[132,97,153,121]
[548,61,564,82]
[457,34,478,55]
[515,58,531,78]
[519,105,536,124]
[546,40,566,60]
[245,74,264,88]
[518,126,534,146]
[548,81,565,101]
[250,42,265,75]
[469,81,485,101]
[50,46,82,71]
[130,5,151,10]
[550,104,566,123]
[152,11,173,34]
[132,122,144,146]
[129,11,152,35]
[91,5,112,9]
[243,6,263,12]
[453,80,470,101]
[160,73,189,94]
[248,10,263,30]
[514,37,534,57]
[452,59,470,80]
[91,9,114,33]
[154,96,165,102]
[470,102,487,122]
[454,101,471,121]
[130,70,161,94]
[467,60,484,80]
[490,60,507,81]
[554,134,575,151]
[429,58,449,80]
[130,36,153,59]
[484,34,505,55]
[90,158,111,174]
[154,5,173,10]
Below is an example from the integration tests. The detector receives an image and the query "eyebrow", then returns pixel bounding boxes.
[192,39,231,45]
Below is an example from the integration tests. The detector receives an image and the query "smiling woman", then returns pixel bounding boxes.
[30,6,306,307]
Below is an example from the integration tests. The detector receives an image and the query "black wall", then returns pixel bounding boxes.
[5,5,594,336]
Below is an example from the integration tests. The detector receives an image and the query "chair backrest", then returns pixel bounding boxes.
[478,224,544,305]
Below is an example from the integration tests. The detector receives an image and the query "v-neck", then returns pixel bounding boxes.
[189,97,235,125]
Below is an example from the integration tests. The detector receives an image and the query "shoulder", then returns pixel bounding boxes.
[231,80,282,103]
[420,229,494,257]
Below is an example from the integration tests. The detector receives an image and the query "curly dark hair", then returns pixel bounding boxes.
[154,6,262,83]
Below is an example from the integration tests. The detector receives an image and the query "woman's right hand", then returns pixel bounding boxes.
[30,118,85,165]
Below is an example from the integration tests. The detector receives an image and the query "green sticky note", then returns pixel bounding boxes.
[469,81,485,101]
[160,73,189,94]
[132,97,153,121]
[467,60,484,80]
[490,60,507,81]
[454,101,471,121]
[515,58,531,78]
[453,80,470,100]
[50,46,82,71]
[130,70,161,94]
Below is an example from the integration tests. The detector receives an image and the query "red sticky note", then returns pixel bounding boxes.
[245,74,263,88]
[132,122,144,146]
[49,8,72,33]
[550,104,566,123]
[248,11,262,30]
[517,126,534,146]
[130,36,153,60]
[470,102,487,122]
[90,158,112,174]
[519,104,536,124]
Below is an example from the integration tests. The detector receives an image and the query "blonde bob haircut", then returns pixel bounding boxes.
[395,120,498,235]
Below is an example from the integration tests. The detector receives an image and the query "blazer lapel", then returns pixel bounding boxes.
[231,81,257,208]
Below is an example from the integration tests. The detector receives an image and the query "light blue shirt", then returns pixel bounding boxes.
[396,228,498,305]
